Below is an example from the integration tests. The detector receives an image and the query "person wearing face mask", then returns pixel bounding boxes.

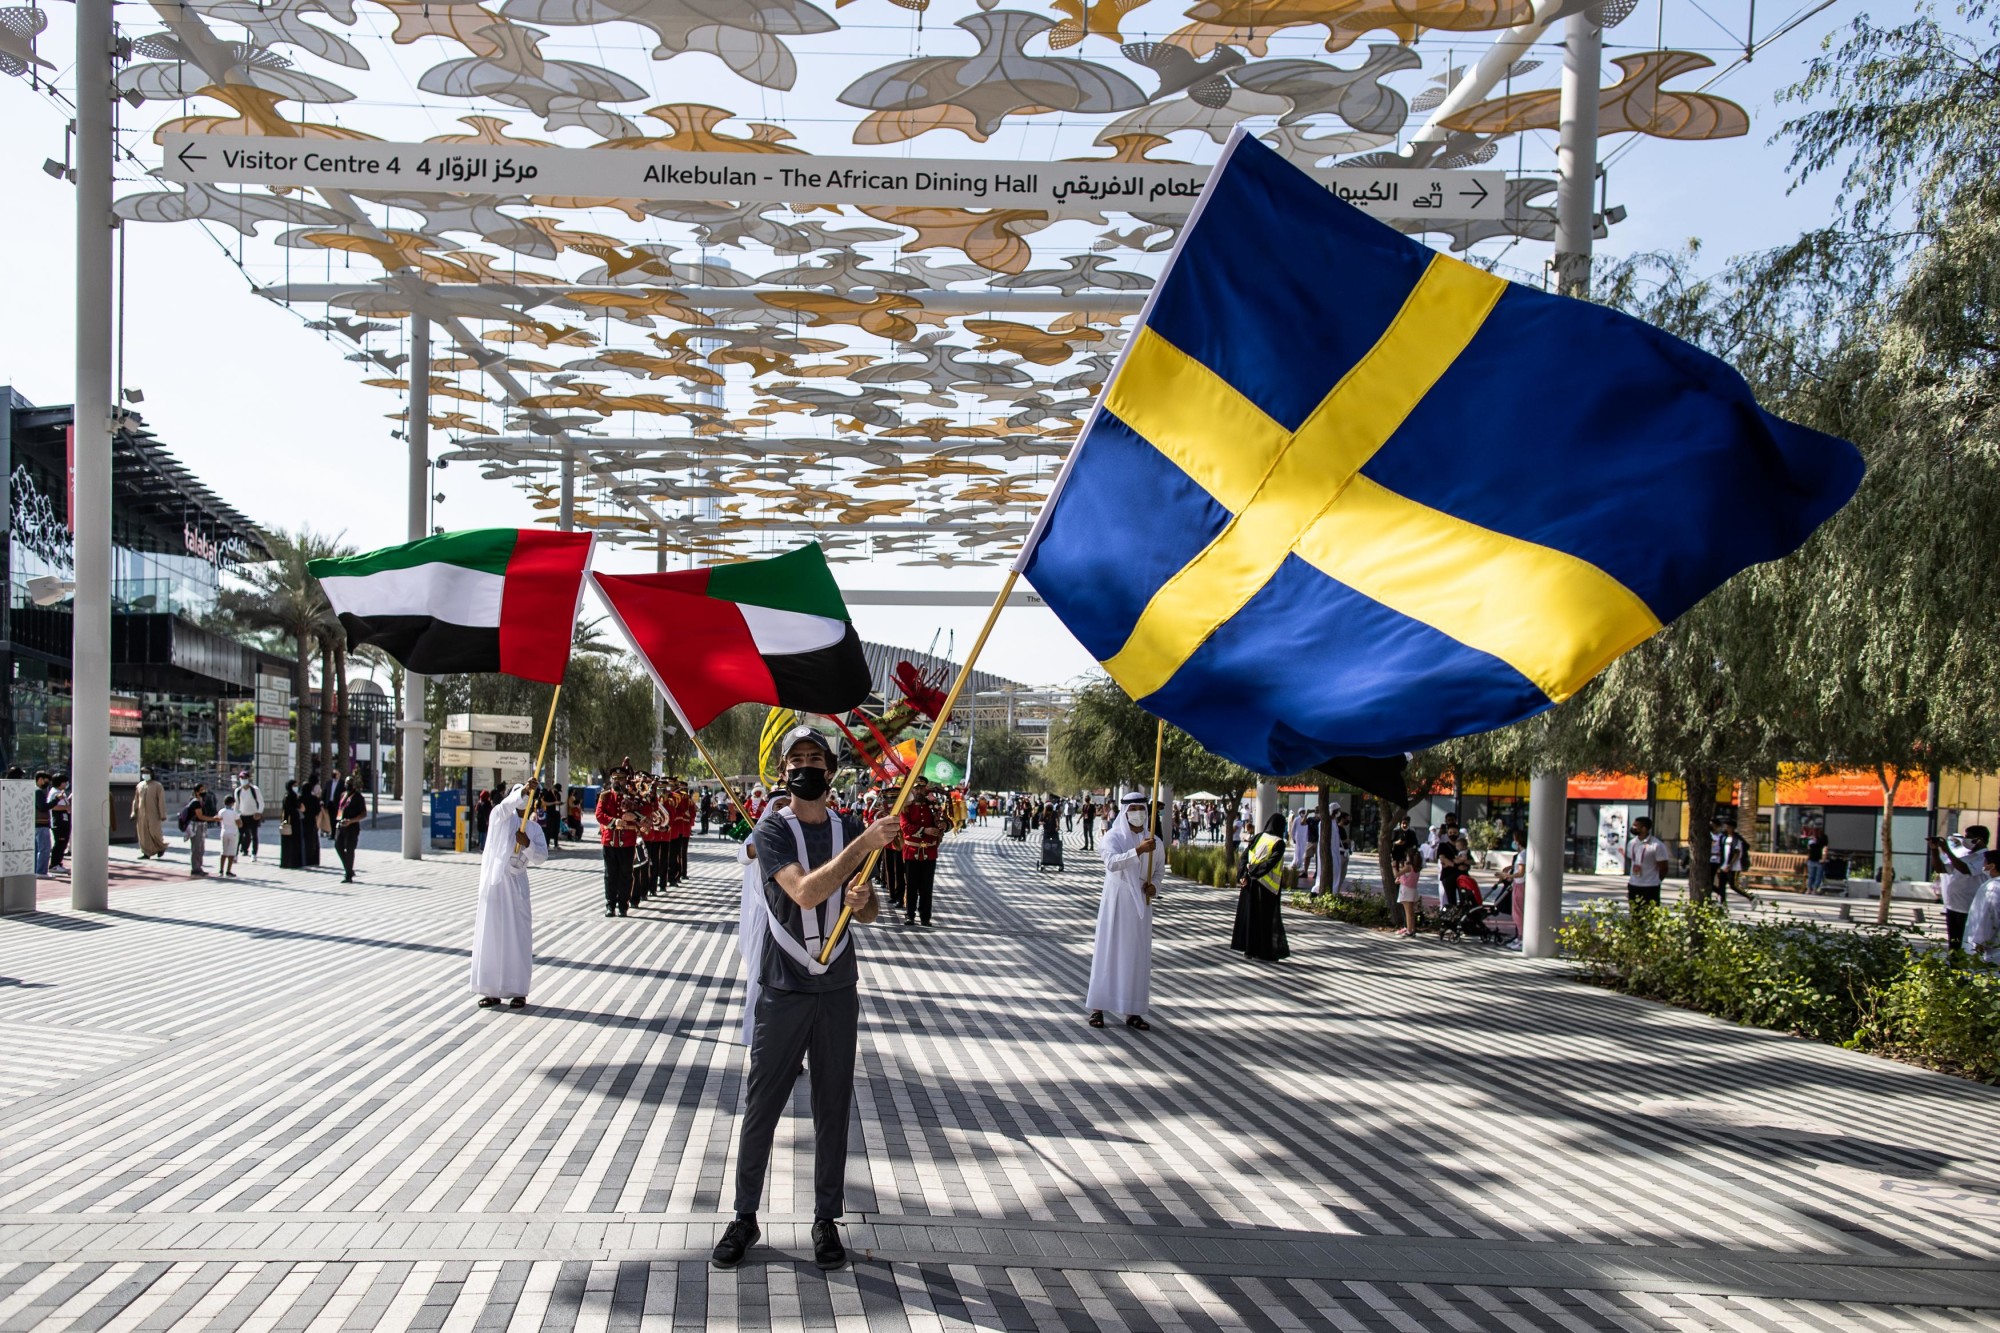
[1086,792,1163,1032]
[713,727,896,1275]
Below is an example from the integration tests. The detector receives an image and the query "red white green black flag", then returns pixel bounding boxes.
[308,528,595,684]
[592,544,872,731]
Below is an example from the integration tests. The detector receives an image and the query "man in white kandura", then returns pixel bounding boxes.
[1087,791,1162,1032]
[470,781,547,1010]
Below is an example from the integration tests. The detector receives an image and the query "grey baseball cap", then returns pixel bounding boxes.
[779,725,839,765]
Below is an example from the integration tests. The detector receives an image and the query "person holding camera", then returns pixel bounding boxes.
[1928,825,1989,951]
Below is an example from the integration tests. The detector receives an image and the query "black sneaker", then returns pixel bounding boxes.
[811,1219,846,1271]
[711,1217,759,1269]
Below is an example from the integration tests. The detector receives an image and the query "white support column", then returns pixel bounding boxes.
[1254,779,1278,833]
[1521,4,1600,958]
[70,0,115,912]
[1523,772,1567,956]
[1406,0,1573,156]
[400,315,430,860]
[1553,3,1603,299]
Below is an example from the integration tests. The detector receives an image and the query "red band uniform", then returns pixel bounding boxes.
[596,785,638,916]
[665,785,696,885]
[638,786,670,901]
[867,797,903,909]
[898,794,945,926]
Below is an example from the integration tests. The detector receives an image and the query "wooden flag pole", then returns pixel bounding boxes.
[686,730,752,829]
[533,686,562,779]
[519,685,562,848]
[1148,717,1165,838]
[818,569,1019,963]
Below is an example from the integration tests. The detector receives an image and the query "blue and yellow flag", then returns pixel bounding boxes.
[1017,131,1862,776]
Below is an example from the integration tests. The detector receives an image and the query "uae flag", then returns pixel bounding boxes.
[309,529,594,684]
[593,543,871,730]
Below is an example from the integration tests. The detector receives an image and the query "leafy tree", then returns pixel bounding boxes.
[1764,3,2000,917]
[219,526,351,769]
[966,726,1035,791]
[226,701,255,762]
[1048,675,1252,797]
[426,619,674,787]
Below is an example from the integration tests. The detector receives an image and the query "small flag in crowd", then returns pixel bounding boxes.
[309,529,594,684]
[1016,129,1864,777]
[593,543,872,730]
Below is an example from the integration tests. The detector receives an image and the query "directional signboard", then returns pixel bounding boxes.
[439,748,531,772]
[445,713,533,736]
[440,714,534,781]
[161,135,1504,222]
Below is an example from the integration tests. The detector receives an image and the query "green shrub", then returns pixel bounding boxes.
[1559,902,2000,1083]
[1866,951,2000,1082]
[1167,842,1309,891]
[1168,842,1239,888]
[1288,889,1397,929]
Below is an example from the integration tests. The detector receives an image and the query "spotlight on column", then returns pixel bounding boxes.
[122,89,145,109]
[42,158,69,180]
[434,492,446,504]
[121,388,144,403]
[1604,204,1629,226]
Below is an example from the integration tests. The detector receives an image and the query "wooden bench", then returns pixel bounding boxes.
[1740,851,1806,893]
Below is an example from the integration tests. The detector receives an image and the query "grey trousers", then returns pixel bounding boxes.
[733,983,859,1220]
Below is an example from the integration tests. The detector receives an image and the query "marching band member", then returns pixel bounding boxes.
[595,773,638,918]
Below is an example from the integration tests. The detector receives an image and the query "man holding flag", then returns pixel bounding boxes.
[587,543,889,1270]
[712,726,897,1274]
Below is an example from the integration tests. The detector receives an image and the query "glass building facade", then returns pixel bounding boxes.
[0,386,286,821]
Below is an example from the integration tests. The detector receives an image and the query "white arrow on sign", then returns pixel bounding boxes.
[158,134,1506,221]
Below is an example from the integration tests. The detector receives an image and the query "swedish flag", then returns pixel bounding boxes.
[1017,131,1862,776]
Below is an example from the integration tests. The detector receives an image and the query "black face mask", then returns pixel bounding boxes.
[785,767,830,802]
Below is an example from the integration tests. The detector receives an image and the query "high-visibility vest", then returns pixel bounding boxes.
[1249,833,1285,894]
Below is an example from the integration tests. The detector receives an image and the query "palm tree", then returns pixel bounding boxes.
[573,616,617,656]
[219,527,352,773]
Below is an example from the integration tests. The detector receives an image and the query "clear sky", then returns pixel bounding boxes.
[0,0,1859,687]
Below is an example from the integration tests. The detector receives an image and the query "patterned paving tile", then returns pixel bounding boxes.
[1,820,1997,1330]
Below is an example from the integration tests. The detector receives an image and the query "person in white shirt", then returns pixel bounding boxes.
[1964,851,2000,964]
[216,798,241,878]
[1927,825,1989,952]
[233,771,264,860]
[1624,816,1671,910]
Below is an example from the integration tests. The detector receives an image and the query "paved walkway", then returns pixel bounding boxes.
[2,824,1997,1330]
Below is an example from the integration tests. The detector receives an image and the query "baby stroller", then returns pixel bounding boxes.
[1437,871,1510,945]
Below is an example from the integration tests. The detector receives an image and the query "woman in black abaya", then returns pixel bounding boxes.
[1230,814,1291,962]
